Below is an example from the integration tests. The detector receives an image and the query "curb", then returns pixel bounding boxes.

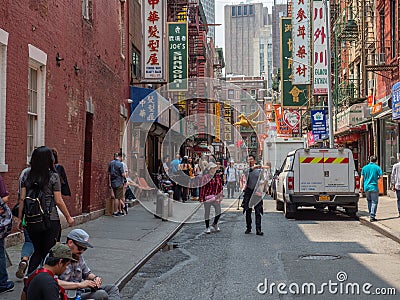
[114,203,202,291]
[359,216,400,244]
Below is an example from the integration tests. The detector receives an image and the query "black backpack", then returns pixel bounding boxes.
[23,182,52,233]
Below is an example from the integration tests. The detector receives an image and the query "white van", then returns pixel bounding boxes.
[275,148,360,218]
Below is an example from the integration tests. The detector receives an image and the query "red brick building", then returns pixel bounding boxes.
[0,1,129,216]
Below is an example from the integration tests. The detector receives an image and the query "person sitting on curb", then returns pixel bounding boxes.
[25,243,76,300]
[58,229,121,300]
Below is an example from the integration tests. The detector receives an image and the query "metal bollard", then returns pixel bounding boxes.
[162,193,169,220]
[167,190,174,217]
[155,191,164,218]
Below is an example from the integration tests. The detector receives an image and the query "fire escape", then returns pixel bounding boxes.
[332,0,363,112]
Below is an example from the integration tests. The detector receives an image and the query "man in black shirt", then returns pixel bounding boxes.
[26,243,76,300]
[242,155,264,236]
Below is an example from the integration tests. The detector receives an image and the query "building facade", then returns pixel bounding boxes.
[0,1,130,215]
[224,3,269,77]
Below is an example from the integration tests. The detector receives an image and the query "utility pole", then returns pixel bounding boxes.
[324,0,334,148]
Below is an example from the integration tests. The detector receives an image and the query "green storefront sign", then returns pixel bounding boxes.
[280,18,308,107]
[167,22,188,91]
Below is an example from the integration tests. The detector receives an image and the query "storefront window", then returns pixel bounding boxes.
[381,117,398,173]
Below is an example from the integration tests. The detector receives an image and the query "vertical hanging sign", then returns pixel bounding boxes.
[224,101,232,142]
[292,0,311,85]
[313,0,328,94]
[215,103,221,142]
[167,22,188,91]
[142,0,165,82]
[280,18,308,107]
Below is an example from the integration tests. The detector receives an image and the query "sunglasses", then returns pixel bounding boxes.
[73,241,87,252]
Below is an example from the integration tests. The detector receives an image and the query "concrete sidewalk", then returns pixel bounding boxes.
[3,200,201,299]
[358,194,400,244]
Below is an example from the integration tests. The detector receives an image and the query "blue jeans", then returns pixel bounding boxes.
[0,237,8,285]
[21,228,34,259]
[395,190,400,213]
[366,191,379,218]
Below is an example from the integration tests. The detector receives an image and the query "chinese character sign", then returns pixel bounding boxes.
[142,0,165,81]
[313,0,328,94]
[292,0,311,85]
[167,22,188,91]
[392,82,400,120]
[224,102,232,142]
[129,86,159,123]
[280,18,308,107]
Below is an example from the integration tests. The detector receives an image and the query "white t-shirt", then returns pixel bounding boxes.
[224,166,237,182]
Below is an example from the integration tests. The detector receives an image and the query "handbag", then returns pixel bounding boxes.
[205,195,216,203]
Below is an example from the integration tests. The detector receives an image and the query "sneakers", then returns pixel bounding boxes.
[245,229,251,234]
[370,217,377,222]
[0,281,14,294]
[256,231,264,236]
[123,203,129,215]
[205,227,211,234]
[212,224,220,232]
[16,260,28,279]
[112,212,120,217]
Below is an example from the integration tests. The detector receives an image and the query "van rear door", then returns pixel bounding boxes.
[323,149,352,193]
[298,150,325,192]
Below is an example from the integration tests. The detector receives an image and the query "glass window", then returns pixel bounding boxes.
[131,46,141,80]
[228,89,234,99]
[382,118,398,173]
[243,5,247,16]
[237,6,242,16]
[249,5,254,15]
[241,105,247,114]
[28,67,38,158]
[231,6,236,17]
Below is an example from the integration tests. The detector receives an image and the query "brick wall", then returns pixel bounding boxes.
[0,1,129,216]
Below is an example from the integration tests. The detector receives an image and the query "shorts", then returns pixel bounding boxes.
[113,185,124,199]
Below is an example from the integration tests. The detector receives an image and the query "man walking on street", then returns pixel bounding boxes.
[390,156,400,217]
[108,153,126,217]
[224,160,238,198]
[242,155,264,235]
[360,155,382,222]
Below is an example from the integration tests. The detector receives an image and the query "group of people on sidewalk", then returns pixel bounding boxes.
[0,146,121,299]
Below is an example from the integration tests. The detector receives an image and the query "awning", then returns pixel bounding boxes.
[373,109,392,119]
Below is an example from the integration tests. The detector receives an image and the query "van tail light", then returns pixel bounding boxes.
[354,173,360,190]
[288,175,294,191]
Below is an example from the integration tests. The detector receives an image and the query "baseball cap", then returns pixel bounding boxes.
[49,243,77,261]
[67,229,93,248]
[206,162,217,170]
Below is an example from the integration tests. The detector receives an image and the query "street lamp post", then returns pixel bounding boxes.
[324,0,335,148]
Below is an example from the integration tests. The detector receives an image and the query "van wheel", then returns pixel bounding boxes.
[283,195,296,219]
[276,200,284,211]
[345,205,358,218]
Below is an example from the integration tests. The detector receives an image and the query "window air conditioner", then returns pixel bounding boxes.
[367,79,374,90]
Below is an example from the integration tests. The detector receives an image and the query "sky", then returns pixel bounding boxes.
[214,0,287,50]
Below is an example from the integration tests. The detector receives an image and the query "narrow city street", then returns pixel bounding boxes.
[121,198,400,299]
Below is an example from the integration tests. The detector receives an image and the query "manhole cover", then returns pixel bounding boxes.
[299,254,341,260]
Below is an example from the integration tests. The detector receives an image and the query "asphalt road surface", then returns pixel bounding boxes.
[121,198,400,299]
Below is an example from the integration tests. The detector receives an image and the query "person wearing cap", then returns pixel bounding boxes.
[26,243,75,300]
[224,160,238,198]
[199,161,223,234]
[58,229,121,299]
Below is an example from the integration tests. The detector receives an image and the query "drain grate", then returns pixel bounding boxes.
[299,254,341,260]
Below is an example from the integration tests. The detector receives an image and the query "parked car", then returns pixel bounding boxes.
[275,148,360,219]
